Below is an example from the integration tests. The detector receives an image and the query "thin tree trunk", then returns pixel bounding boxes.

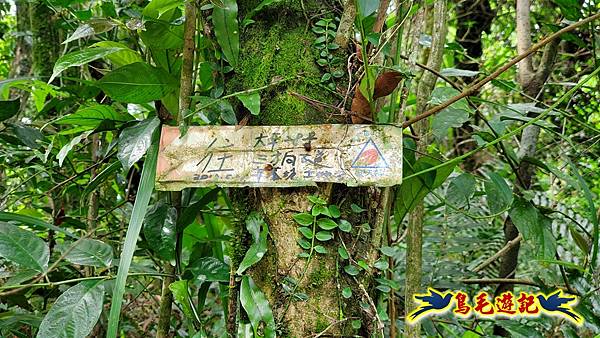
[30,1,58,81]
[494,0,559,335]
[405,2,448,337]
[157,2,197,337]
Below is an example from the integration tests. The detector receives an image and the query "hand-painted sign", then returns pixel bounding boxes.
[156,124,402,190]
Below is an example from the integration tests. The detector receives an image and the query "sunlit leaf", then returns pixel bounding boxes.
[236,212,268,275]
[98,62,174,104]
[36,280,104,338]
[0,222,49,272]
[57,239,113,268]
[50,47,124,83]
[186,256,229,283]
[143,201,177,261]
[240,275,276,338]
[212,0,240,67]
[117,117,160,170]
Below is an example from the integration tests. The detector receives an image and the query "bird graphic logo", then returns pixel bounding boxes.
[536,290,583,325]
[407,288,454,324]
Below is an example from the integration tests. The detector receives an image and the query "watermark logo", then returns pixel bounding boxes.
[407,288,583,325]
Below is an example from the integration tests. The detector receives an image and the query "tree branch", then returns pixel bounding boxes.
[402,11,600,129]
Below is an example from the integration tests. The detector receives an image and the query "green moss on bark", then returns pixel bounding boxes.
[228,5,342,126]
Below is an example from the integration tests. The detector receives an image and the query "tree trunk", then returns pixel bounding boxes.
[30,1,59,81]
[404,2,448,337]
[228,1,385,336]
[494,0,559,335]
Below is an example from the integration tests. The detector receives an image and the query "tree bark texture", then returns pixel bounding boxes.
[405,2,448,337]
[494,0,559,334]
[228,1,389,336]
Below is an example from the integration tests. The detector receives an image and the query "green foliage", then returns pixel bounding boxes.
[312,18,342,90]
[36,280,105,338]
[57,239,113,268]
[0,222,49,272]
[240,275,276,338]
[143,201,177,261]
[212,0,240,68]
[117,117,160,170]
[236,212,268,274]
[98,62,175,104]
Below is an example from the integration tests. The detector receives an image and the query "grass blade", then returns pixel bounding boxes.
[106,131,159,337]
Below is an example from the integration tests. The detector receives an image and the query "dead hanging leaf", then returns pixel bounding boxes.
[373,71,403,99]
[350,86,371,123]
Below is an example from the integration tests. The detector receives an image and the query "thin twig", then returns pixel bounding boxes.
[402,12,600,129]
[472,234,523,273]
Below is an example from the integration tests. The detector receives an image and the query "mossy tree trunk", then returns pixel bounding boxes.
[228,1,387,336]
[31,1,59,81]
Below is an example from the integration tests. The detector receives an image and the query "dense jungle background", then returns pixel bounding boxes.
[0,0,600,337]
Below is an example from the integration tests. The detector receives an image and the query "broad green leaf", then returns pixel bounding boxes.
[237,212,268,275]
[357,0,378,17]
[394,156,455,223]
[36,280,104,338]
[373,259,389,270]
[217,100,237,125]
[338,219,352,232]
[57,131,91,167]
[91,42,142,67]
[55,105,133,127]
[169,280,193,318]
[0,222,49,272]
[430,87,472,140]
[351,203,365,213]
[98,62,174,104]
[186,256,229,283]
[509,198,540,241]
[338,246,349,259]
[298,226,313,239]
[0,99,19,121]
[551,0,581,20]
[139,20,184,50]
[57,239,113,268]
[342,287,352,298]
[63,19,117,45]
[315,231,332,241]
[143,201,177,261]
[240,276,276,338]
[344,264,359,276]
[236,92,260,115]
[328,205,341,218]
[107,131,159,337]
[317,218,337,230]
[446,173,476,209]
[314,245,327,254]
[143,0,183,18]
[293,212,313,226]
[312,204,331,217]
[9,123,43,149]
[484,172,513,214]
[0,212,78,239]
[50,47,124,83]
[117,117,160,170]
[212,0,240,67]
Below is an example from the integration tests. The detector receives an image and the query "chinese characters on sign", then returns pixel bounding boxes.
[156,125,402,190]
[408,288,583,325]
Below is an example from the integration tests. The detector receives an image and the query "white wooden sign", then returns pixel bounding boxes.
[156,125,402,190]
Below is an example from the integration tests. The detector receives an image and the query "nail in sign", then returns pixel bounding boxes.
[156,124,402,190]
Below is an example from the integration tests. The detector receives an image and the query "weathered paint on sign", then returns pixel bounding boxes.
[156,124,402,190]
